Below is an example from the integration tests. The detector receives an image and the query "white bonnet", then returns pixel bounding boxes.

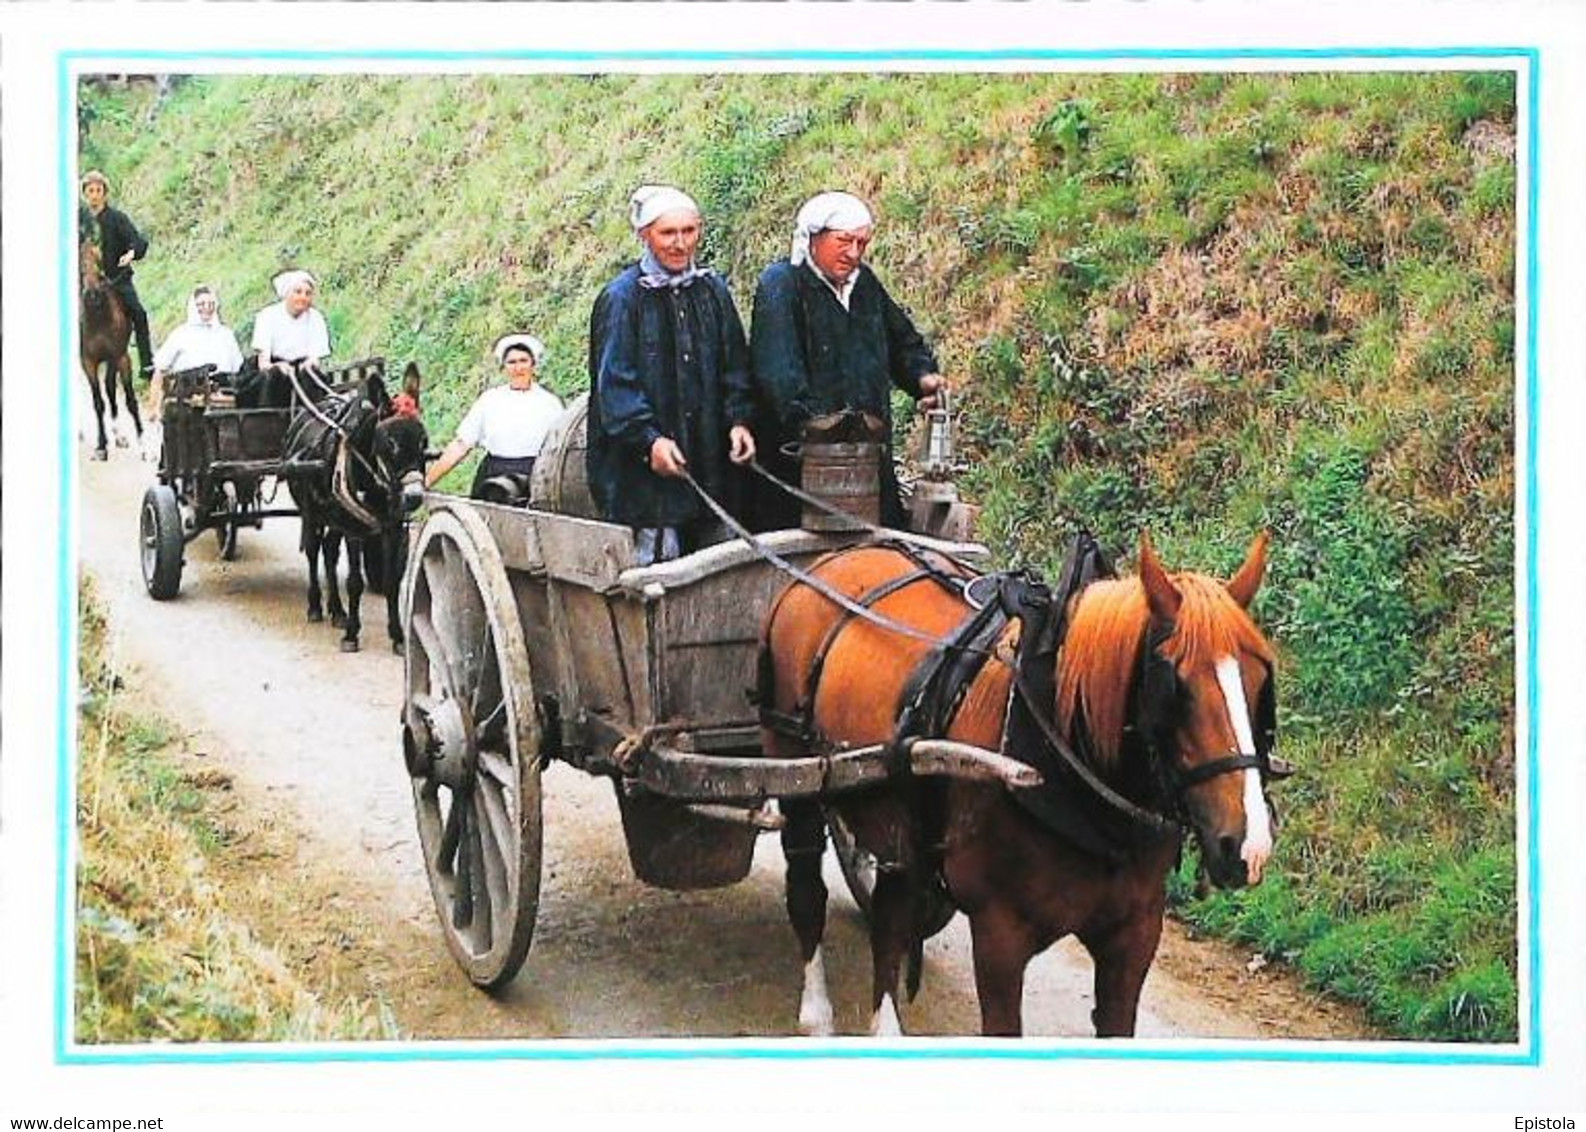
[493,333,546,365]
[272,269,317,300]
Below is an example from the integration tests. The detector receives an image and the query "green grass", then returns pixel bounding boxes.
[82,69,1518,1041]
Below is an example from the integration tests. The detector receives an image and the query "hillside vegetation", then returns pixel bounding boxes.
[79,69,1518,1041]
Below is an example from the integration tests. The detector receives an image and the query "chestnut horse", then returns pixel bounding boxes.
[759,531,1279,1037]
[79,240,143,459]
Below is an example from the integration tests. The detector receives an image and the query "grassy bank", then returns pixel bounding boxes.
[79,68,1518,1041]
[75,578,398,1042]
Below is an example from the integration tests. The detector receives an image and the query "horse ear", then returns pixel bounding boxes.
[1225,530,1269,610]
[1139,531,1182,623]
[365,373,391,414]
[403,361,422,404]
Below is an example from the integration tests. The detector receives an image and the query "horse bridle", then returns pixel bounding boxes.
[1133,638,1292,817]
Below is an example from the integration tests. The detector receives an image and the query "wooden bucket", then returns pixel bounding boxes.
[613,788,757,890]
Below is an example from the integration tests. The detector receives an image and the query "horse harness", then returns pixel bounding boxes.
[282,388,390,534]
[759,532,1291,865]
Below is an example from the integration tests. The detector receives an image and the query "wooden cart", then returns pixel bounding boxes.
[138,358,388,599]
[399,399,999,989]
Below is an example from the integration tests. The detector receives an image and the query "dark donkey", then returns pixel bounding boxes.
[759,531,1282,1036]
[283,362,428,653]
[79,240,144,459]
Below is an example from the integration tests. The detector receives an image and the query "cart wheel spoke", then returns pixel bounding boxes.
[473,790,509,940]
[437,788,464,874]
[477,747,513,791]
[475,700,507,750]
[451,802,477,930]
[408,610,462,703]
[468,802,494,945]
[471,646,504,730]
[421,548,466,654]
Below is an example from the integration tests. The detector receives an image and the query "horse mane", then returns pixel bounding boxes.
[80,241,104,287]
[1056,571,1275,766]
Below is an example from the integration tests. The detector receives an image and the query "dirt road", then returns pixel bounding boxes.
[77,444,1369,1042]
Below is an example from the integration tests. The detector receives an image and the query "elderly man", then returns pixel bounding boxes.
[586,185,756,564]
[749,191,946,530]
[80,170,155,380]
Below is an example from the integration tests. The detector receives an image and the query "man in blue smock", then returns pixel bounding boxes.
[748,191,947,531]
[586,185,757,564]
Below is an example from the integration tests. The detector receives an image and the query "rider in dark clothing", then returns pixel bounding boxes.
[80,170,154,378]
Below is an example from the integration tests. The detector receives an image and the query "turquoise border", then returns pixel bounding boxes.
[57,45,1542,1068]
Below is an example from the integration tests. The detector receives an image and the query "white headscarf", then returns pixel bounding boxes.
[272,269,317,301]
[629,185,700,233]
[790,191,875,267]
[493,333,546,366]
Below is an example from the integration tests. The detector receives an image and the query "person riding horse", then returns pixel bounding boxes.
[80,170,155,381]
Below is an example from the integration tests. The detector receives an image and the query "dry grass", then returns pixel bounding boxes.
[74,579,397,1043]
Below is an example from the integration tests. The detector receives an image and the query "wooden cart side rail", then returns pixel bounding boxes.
[613,528,993,596]
[425,495,637,590]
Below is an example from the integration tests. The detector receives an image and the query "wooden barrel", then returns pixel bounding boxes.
[528,392,600,519]
[799,440,882,530]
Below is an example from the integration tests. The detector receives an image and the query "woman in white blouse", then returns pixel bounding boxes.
[425,333,565,498]
[145,284,244,414]
[242,268,331,406]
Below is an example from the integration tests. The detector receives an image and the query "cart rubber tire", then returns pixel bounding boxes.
[829,810,957,940]
[140,485,184,600]
[402,504,542,991]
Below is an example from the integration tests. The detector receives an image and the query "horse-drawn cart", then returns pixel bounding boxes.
[400,403,998,989]
[139,357,389,599]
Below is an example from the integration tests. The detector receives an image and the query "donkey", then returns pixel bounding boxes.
[283,363,428,653]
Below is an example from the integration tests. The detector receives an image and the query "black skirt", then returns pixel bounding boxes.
[470,454,538,503]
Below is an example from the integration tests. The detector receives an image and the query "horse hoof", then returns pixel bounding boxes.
[391,639,405,657]
[115,435,130,448]
[330,613,347,628]
[340,639,361,654]
[307,610,324,623]
[92,448,108,462]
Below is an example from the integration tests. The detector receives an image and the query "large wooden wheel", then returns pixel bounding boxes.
[401,505,542,990]
[829,810,957,941]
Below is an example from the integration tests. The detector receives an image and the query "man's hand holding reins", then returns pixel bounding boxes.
[729,424,756,465]
[649,436,689,478]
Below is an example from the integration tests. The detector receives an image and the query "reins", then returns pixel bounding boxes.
[680,467,983,651]
[683,466,1285,841]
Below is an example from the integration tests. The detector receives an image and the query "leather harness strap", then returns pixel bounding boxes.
[790,542,977,744]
